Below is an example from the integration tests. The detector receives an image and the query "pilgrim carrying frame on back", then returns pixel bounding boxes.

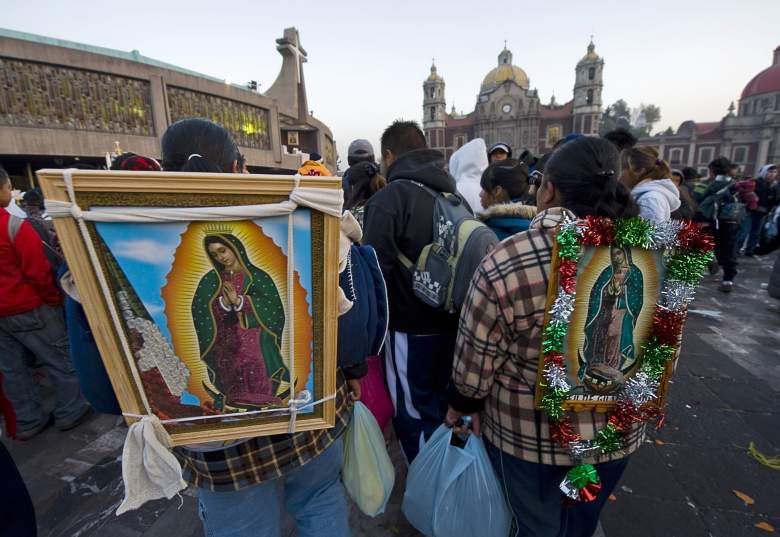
[37,169,341,446]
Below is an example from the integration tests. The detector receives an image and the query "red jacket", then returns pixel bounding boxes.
[0,208,61,317]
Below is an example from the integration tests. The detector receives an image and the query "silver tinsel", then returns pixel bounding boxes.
[568,440,600,461]
[549,292,576,323]
[620,371,659,407]
[559,478,581,500]
[649,220,685,250]
[560,214,582,235]
[659,280,697,311]
[544,362,570,391]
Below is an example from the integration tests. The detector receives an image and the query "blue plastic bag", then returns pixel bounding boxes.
[342,401,395,517]
[402,425,511,537]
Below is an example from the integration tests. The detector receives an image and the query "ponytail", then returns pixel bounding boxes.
[345,161,386,209]
[179,154,223,173]
[545,137,639,218]
[623,146,672,181]
[161,118,241,172]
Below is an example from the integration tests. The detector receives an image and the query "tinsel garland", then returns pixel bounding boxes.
[538,217,714,503]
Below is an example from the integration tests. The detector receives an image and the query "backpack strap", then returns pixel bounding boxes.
[7,215,23,242]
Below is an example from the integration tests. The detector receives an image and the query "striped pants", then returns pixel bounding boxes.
[384,330,456,463]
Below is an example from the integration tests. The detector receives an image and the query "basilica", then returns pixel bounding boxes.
[422,40,604,160]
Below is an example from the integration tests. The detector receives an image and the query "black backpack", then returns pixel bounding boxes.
[7,215,64,275]
[396,181,498,313]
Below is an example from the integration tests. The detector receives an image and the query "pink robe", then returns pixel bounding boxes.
[210,271,282,407]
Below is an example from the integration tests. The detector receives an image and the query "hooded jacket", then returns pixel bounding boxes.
[755,164,778,213]
[632,179,681,224]
[362,148,459,334]
[478,201,537,240]
[449,139,488,214]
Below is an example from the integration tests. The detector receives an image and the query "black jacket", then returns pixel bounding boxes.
[362,149,459,334]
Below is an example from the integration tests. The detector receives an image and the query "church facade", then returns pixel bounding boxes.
[422,41,604,160]
[637,45,780,177]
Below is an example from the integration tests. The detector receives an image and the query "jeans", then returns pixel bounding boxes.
[486,441,629,537]
[0,304,88,432]
[745,212,766,253]
[384,331,455,463]
[197,439,350,537]
[0,442,36,537]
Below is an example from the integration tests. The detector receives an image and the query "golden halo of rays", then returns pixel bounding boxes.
[161,220,313,406]
[566,246,661,382]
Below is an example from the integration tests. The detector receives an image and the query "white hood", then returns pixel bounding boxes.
[449,138,488,213]
[757,164,776,180]
[632,179,681,223]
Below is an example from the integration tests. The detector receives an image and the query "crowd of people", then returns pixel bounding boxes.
[1,116,779,537]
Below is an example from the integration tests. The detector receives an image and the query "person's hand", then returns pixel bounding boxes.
[346,378,362,402]
[445,406,481,435]
[223,282,240,306]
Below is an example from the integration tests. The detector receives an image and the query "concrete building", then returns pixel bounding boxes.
[422,40,604,160]
[637,45,780,177]
[0,27,336,188]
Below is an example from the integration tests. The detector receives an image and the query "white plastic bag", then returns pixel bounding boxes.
[342,401,395,517]
[402,424,511,537]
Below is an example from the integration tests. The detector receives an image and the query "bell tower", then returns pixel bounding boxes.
[572,39,604,135]
[423,61,446,150]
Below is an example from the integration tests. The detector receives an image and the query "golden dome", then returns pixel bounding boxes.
[481,64,529,91]
[578,40,601,65]
[426,63,443,82]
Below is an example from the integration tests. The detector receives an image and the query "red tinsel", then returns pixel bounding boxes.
[651,307,687,346]
[545,352,565,367]
[580,216,614,246]
[676,220,715,252]
[550,417,580,446]
[578,481,603,502]
[608,401,641,432]
[560,258,578,294]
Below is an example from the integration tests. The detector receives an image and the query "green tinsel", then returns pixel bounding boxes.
[540,387,570,421]
[666,251,715,284]
[594,423,624,454]
[613,217,653,249]
[542,321,567,353]
[566,464,600,489]
[640,337,676,378]
[557,229,580,259]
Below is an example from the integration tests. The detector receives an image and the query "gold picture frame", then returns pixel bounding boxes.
[37,169,340,445]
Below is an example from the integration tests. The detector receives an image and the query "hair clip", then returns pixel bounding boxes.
[655,159,663,166]
[597,170,615,177]
[188,153,203,160]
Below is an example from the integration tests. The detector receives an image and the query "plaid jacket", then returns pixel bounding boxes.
[175,374,350,491]
[449,208,644,465]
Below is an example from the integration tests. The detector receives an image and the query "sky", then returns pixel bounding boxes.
[2,0,779,165]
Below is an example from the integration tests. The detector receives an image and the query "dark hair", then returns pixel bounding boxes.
[603,128,638,152]
[480,158,530,200]
[22,189,43,209]
[345,161,386,210]
[544,137,639,218]
[0,165,9,186]
[681,166,699,182]
[380,120,426,159]
[347,154,374,167]
[708,157,732,176]
[161,118,243,173]
[204,235,237,271]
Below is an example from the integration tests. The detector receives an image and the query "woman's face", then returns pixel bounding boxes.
[208,242,238,269]
[611,248,629,280]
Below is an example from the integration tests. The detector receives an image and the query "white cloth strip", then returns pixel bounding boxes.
[122,392,336,425]
[286,176,298,433]
[46,185,344,221]
[62,170,153,414]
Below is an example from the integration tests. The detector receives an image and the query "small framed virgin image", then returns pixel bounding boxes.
[37,169,342,445]
[535,216,713,414]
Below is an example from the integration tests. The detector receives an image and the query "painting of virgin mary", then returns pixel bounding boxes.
[191,233,290,411]
[578,246,644,394]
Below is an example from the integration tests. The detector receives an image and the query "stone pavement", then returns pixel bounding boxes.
[3,254,779,537]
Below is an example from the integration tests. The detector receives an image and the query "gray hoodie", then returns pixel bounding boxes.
[632,179,682,224]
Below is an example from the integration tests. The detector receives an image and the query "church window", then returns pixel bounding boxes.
[430,88,435,99]
[430,106,435,121]
[775,94,780,110]
[698,147,714,164]
[669,148,683,164]
[588,67,595,80]
[742,103,749,116]
[455,135,466,149]
[733,146,748,164]
[586,89,594,105]
[546,124,562,147]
